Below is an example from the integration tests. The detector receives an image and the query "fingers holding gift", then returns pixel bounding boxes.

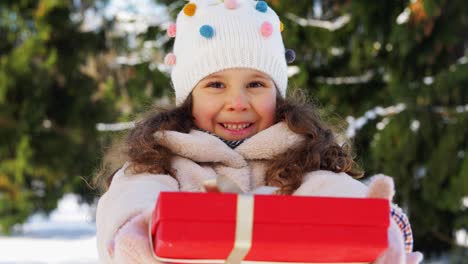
[373,221,405,264]
[113,209,160,264]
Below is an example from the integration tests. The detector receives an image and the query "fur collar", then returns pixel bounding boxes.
[154,122,305,164]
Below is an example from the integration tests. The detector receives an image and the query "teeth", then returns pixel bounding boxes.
[222,123,251,130]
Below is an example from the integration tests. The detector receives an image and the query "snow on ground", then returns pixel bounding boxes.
[0,194,98,264]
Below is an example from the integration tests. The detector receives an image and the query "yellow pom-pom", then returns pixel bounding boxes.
[280,21,284,32]
[183,3,197,16]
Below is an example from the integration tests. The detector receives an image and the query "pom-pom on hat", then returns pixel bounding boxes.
[167,0,288,105]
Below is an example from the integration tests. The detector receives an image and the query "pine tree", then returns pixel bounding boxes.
[0,0,111,232]
[0,0,173,233]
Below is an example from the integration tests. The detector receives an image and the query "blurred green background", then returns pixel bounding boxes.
[0,0,467,261]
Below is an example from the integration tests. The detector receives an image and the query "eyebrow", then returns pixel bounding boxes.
[249,74,270,80]
[201,73,271,82]
[202,74,223,81]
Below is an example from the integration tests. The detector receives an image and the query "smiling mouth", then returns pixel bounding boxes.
[220,123,253,130]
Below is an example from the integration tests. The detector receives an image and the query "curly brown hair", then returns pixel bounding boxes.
[94,91,363,194]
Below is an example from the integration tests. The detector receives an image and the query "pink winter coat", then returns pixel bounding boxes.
[96,122,422,264]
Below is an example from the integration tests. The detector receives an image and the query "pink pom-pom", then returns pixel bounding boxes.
[167,23,176,38]
[260,21,273,37]
[164,53,176,66]
[224,0,237,9]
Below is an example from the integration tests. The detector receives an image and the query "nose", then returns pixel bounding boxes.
[226,89,249,111]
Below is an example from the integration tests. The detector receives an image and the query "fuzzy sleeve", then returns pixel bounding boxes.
[293,170,368,197]
[95,164,179,263]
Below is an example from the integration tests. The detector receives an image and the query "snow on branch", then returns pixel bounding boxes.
[96,121,135,131]
[285,13,351,31]
[346,103,468,138]
[457,56,467,65]
[396,7,411,25]
[434,104,468,114]
[346,103,406,138]
[316,70,374,85]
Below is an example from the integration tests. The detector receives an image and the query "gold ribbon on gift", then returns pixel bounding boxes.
[225,195,255,264]
[203,177,275,263]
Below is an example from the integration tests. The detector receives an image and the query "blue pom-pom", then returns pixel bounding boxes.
[255,1,268,13]
[200,25,214,39]
[285,49,296,63]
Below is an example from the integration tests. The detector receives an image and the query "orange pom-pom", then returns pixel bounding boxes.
[183,3,197,16]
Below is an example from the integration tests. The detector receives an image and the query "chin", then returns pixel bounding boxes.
[225,132,255,141]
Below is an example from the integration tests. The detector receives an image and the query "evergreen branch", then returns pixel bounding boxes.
[346,104,406,138]
[315,70,374,85]
[346,103,468,138]
[285,13,351,31]
[431,228,468,248]
[315,55,466,86]
[434,105,468,115]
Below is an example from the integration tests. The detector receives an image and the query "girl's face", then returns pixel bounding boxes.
[192,68,277,141]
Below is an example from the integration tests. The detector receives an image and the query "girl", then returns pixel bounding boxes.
[94,0,423,263]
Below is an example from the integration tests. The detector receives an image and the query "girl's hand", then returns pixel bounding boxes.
[406,252,424,264]
[111,208,160,264]
[373,221,423,264]
[374,251,423,264]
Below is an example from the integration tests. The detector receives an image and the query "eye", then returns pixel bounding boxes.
[247,81,265,88]
[206,81,225,89]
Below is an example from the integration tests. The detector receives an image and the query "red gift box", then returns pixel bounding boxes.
[149,192,389,264]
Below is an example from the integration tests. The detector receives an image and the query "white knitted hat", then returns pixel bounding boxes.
[164,0,289,105]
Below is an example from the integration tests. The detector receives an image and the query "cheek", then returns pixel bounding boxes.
[258,98,277,128]
[192,103,218,131]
